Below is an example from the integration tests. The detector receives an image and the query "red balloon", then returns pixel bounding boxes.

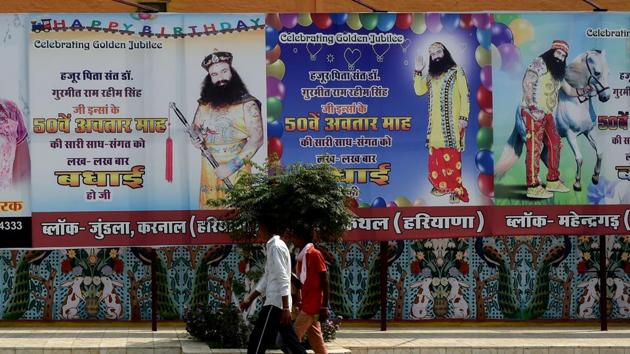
[459,14,473,29]
[395,13,412,29]
[268,137,283,159]
[477,173,494,198]
[266,13,283,31]
[477,85,493,114]
[478,111,493,127]
[312,13,332,29]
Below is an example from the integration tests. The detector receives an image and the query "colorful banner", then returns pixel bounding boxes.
[493,13,630,206]
[269,13,494,207]
[0,12,629,248]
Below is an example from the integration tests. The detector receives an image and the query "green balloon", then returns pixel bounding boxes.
[411,13,426,35]
[267,97,283,122]
[494,13,519,25]
[347,13,362,30]
[359,202,370,208]
[298,13,312,26]
[476,127,493,150]
[267,59,285,80]
[359,13,378,30]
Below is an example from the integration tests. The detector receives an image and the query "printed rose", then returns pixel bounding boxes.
[458,261,469,274]
[410,260,421,274]
[577,261,587,274]
[113,259,124,273]
[239,260,247,273]
[61,259,73,273]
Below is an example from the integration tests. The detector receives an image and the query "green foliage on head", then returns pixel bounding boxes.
[209,158,354,244]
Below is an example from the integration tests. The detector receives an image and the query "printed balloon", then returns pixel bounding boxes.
[509,18,534,46]
[267,77,285,100]
[267,97,283,122]
[426,13,443,33]
[377,13,397,32]
[471,14,491,29]
[298,13,313,26]
[267,59,286,80]
[459,14,473,29]
[359,13,378,30]
[411,13,427,34]
[279,14,299,29]
[476,127,493,150]
[476,27,491,49]
[347,13,363,30]
[475,150,494,174]
[477,173,494,197]
[312,13,332,29]
[478,111,493,127]
[475,45,491,67]
[268,137,283,159]
[395,13,412,30]
[491,22,514,47]
[267,119,284,138]
[371,197,387,208]
[480,65,492,91]
[330,13,348,26]
[265,26,279,51]
[266,44,281,64]
[394,196,412,207]
[440,13,460,31]
[266,13,282,30]
[476,85,493,114]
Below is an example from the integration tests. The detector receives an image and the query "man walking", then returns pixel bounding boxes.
[240,232,306,354]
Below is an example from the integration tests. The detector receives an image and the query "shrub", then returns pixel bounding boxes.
[185,303,250,348]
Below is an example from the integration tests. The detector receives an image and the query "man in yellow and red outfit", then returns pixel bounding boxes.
[520,40,593,198]
[414,42,470,203]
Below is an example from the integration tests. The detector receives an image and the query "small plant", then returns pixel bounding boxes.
[322,315,342,342]
[185,303,250,348]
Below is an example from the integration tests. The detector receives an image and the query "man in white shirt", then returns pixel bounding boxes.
[240,234,306,354]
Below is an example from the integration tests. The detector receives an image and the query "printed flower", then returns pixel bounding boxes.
[88,255,98,265]
[583,252,592,261]
[614,243,622,250]
[109,249,118,259]
[112,259,124,273]
[410,260,421,274]
[61,259,73,273]
[239,260,247,273]
[623,236,630,244]
[424,241,433,249]
[66,250,76,259]
[416,251,425,261]
[577,261,587,274]
[447,241,455,248]
[579,236,591,244]
[591,242,600,250]
[455,251,464,261]
[622,252,629,262]
[458,261,469,274]
[437,258,444,266]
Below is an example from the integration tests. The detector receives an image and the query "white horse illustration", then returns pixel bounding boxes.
[495,50,611,191]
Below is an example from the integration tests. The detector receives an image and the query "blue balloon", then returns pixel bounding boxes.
[265,26,279,51]
[491,22,514,47]
[475,27,491,49]
[376,13,397,32]
[371,196,387,208]
[330,13,348,26]
[440,14,460,31]
[475,150,494,174]
[267,119,283,139]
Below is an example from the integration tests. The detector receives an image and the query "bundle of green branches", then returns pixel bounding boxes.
[209,159,354,243]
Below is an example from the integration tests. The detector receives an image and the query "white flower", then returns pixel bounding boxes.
[591,242,600,249]
[432,278,440,286]
[447,242,455,248]
[440,278,449,286]
[425,241,433,248]
[613,243,621,250]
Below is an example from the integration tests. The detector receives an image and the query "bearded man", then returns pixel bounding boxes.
[192,50,263,208]
[414,42,470,203]
[520,40,593,199]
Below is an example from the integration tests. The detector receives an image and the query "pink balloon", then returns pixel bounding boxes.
[266,77,285,100]
[280,14,298,29]
[472,14,491,29]
[498,43,521,71]
[386,201,398,208]
[480,65,492,91]
[426,13,443,33]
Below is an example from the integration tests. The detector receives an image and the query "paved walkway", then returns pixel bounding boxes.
[0,323,629,354]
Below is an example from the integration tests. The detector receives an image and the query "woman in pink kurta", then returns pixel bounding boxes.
[0,99,28,189]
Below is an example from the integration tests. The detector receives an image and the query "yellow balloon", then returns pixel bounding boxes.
[475,45,491,67]
[509,18,534,46]
[411,13,426,35]
[413,198,426,206]
[347,13,362,30]
[490,44,502,69]
[267,60,285,80]
[298,13,312,26]
[394,196,412,207]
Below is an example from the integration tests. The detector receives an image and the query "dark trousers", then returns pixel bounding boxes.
[247,305,306,354]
